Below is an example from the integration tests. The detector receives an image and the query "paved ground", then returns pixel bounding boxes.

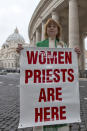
[0,73,32,131]
[0,73,87,131]
[70,80,87,131]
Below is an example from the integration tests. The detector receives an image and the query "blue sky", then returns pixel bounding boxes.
[0,0,87,50]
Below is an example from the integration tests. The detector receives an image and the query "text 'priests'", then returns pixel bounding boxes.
[19,47,81,128]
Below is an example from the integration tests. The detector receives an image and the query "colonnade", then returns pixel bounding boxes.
[30,0,85,74]
[27,1,86,131]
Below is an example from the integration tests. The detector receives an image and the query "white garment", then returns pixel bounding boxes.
[49,38,55,48]
[49,38,62,48]
[57,45,62,48]
[33,126,43,131]
[58,125,69,131]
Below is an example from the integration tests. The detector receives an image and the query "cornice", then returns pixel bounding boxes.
[28,0,52,38]
[28,0,65,39]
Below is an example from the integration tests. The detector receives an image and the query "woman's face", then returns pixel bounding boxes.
[47,23,58,39]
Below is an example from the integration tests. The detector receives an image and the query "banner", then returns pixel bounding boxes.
[19,47,81,128]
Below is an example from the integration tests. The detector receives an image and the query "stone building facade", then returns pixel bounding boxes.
[28,0,87,72]
[85,50,87,70]
[0,28,28,70]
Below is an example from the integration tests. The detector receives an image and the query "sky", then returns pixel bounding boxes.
[0,0,87,50]
[85,38,87,50]
[0,0,40,48]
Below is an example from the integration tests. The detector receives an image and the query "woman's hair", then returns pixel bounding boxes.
[44,18,62,40]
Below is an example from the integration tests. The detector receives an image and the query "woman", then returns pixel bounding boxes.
[36,18,66,48]
[36,18,68,131]
[17,18,80,131]
[17,18,80,54]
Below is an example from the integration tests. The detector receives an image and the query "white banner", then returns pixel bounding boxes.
[19,47,81,128]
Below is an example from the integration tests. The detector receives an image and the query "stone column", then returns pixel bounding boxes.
[52,9,59,22]
[41,21,45,41]
[79,34,85,71]
[33,33,36,47]
[62,26,68,45]
[69,0,80,48]
[30,38,33,45]
[36,28,41,43]
[52,9,61,40]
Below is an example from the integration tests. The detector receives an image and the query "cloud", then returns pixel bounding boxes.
[85,37,87,50]
[1,0,87,50]
[0,0,40,47]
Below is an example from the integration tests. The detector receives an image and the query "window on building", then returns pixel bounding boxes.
[12,54,14,57]
[5,63,7,67]
[12,63,13,67]
[8,63,10,67]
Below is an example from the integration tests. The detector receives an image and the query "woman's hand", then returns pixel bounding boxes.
[74,47,81,57]
[16,44,24,53]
